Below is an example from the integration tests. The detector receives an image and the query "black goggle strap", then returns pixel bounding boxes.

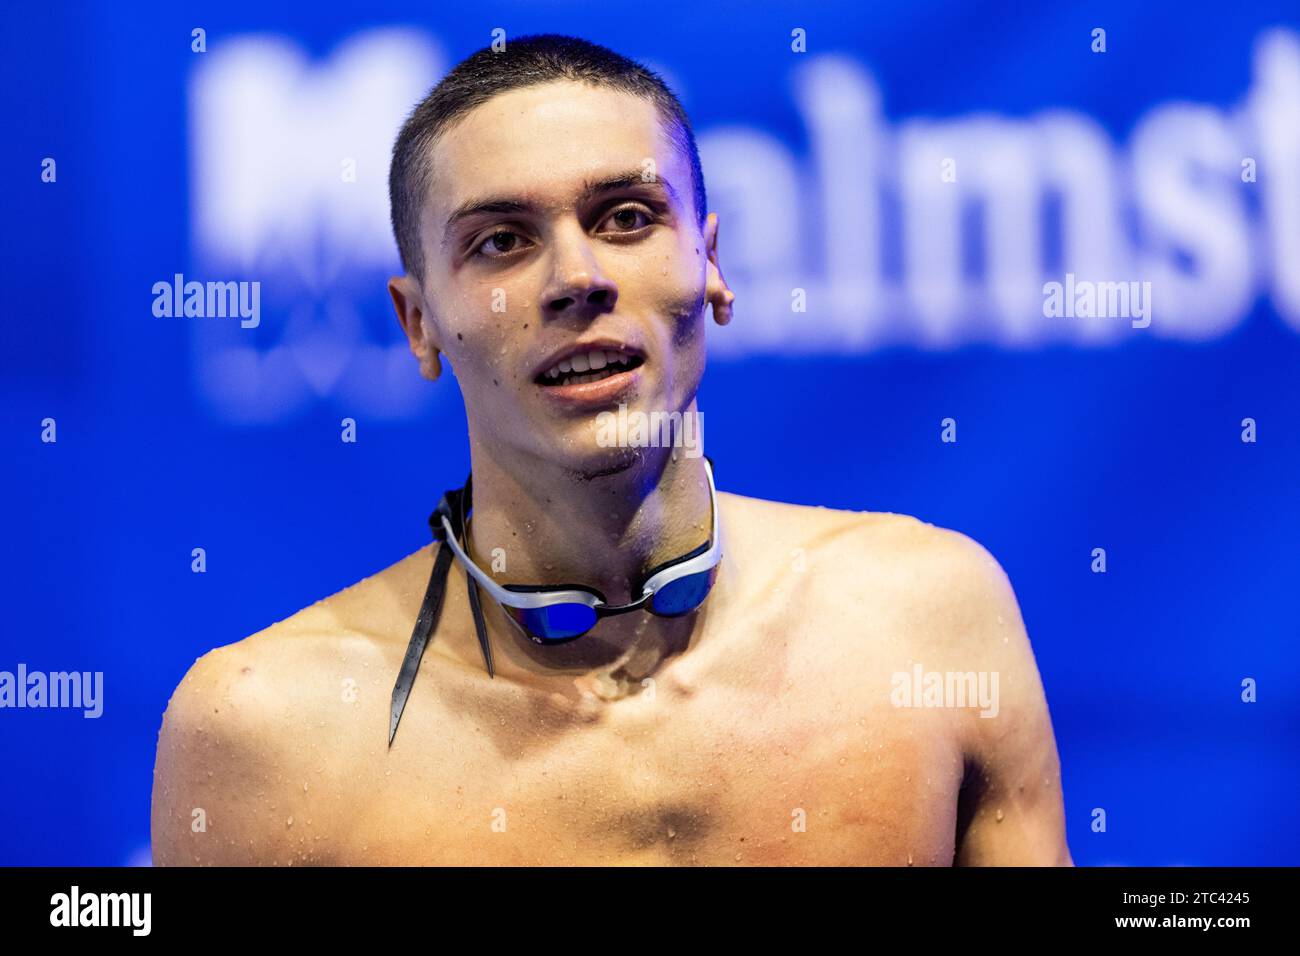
[460,473,496,679]
[388,475,472,749]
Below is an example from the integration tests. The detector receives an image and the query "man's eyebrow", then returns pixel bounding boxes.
[441,170,680,248]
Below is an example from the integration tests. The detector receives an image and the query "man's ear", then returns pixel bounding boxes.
[388,273,444,381]
[702,212,735,326]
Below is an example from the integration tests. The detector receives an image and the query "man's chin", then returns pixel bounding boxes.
[515,437,646,481]
[554,445,645,481]
[513,390,697,479]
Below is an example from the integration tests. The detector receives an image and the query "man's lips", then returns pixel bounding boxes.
[532,340,646,386]
[534,359,644,409]
[529,338,647,410]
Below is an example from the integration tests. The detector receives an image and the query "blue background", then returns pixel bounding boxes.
[2,0,1297,866]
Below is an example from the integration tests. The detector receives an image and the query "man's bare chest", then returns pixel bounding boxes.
[320,675,967,866]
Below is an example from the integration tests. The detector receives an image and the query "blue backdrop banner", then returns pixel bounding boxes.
[2,0,1297,866]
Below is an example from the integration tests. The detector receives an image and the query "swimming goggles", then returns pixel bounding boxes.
[389,456,722,746]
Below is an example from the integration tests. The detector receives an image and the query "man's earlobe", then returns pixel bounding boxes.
[703,213,735,326]
[388,274,443,382]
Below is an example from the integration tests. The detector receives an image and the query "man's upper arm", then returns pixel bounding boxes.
[922,526,1073,866]
[151,642,288,866]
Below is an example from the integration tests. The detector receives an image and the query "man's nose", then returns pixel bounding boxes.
[539,224,618,319]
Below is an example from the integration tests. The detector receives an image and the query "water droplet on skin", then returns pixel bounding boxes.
[907,853,913,866]
[995,808,1005,822]
[286,816,293,827]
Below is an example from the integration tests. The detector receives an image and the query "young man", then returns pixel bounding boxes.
[152,34,1072,866]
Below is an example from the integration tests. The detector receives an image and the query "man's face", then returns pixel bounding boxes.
[396,80,727,476]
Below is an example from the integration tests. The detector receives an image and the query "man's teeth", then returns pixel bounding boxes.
[543,349,636,384]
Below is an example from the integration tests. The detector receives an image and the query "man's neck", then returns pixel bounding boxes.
[453,437,718,695]
[467,447,711,600]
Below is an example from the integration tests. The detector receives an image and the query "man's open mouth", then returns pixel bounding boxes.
[535,348,645,387]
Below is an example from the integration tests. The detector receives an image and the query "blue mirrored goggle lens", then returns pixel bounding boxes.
[649,568,717,616]
[508,602,598,642]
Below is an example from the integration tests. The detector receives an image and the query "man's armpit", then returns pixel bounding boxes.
[955,727,1071,866]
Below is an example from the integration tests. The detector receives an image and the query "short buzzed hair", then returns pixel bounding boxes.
[388,33,708,284]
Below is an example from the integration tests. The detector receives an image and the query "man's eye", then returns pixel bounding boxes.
[473,230,527,259]
[603,205,654,233]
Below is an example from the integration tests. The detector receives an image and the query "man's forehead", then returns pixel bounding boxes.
[425,82,681,220]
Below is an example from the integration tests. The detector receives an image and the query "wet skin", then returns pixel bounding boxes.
[151,78,1071,867]
[151,492,1073,866]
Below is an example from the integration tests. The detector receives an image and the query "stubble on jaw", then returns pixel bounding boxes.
[561,447,645,483]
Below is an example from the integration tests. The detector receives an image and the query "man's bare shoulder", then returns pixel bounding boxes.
[155,542,440,759]
[718,489,995,584]
[724,491,1069,864]
[718,489,1023,662]
[151,634,285,864]
[151,547,435,864]
[166,546,424,705]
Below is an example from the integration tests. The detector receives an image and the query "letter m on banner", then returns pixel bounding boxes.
[188,29,445,423]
